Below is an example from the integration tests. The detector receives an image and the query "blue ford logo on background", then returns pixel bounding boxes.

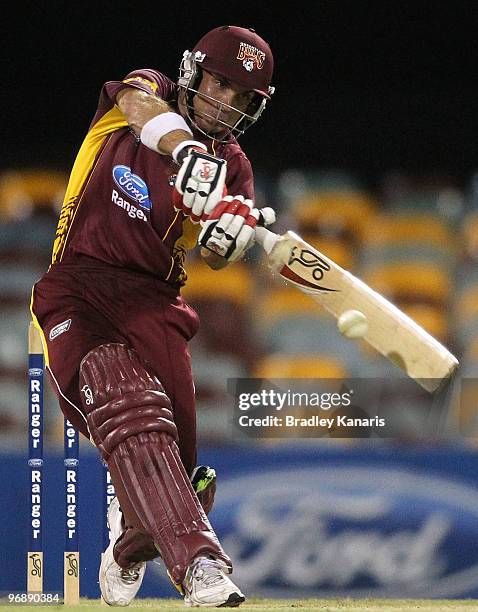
[28,368,43,376]
[113,165,152,210]
[205,466,478,599]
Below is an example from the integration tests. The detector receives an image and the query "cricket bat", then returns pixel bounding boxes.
[255,227,459,392]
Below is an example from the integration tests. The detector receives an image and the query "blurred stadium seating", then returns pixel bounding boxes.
[0,165,475,448]
[0,169,67,221]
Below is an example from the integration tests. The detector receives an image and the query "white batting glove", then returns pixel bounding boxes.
[173,145,227,224]
[199,196,276,263]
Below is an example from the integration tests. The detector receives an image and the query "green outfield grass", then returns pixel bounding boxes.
[2,599,478,611]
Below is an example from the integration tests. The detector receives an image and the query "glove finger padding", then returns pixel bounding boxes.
[174,150,227,224]
[199,196,269,262]
[227,210,259,263]
[216,202,253,238]
[198,195,238,257]
[231,232,256,263]
[211,196,252,240]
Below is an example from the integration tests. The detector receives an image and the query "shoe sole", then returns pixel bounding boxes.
[184,592,245,608]
[100,595,113,607]
[218,592,246,607]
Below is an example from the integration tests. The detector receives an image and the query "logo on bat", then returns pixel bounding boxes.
[284,247,338,292]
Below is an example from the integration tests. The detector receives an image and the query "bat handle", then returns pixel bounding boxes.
[255,225,280,255]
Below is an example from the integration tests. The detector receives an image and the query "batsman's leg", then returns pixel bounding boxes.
[112,465,217,566]
[100,466,217,605]
[79,343,244,607]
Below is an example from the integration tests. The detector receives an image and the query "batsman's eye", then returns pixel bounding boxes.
[235,91,254,106]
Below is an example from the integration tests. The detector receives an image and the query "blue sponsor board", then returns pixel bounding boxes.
[2,444,478,599]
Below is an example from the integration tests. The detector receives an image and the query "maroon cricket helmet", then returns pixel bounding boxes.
[192,25,274,99]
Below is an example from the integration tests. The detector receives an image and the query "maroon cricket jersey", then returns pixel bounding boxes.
[51,68,255,289]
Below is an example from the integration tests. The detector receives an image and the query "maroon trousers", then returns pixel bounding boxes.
[31,257,200,474]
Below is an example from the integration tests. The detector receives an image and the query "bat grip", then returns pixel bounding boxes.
[255,226,280,255]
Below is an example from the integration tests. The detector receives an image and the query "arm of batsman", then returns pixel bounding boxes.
[174,147,227,224]
[198,195,276,263]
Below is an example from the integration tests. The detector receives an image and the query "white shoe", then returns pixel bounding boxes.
[183,556,245,607]
[99,497,146,606]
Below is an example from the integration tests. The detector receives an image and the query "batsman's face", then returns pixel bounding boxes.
[193,71,255,134]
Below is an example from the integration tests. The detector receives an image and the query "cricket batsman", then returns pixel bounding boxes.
[30,25,275,607]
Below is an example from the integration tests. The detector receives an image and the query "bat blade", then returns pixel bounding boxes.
[256,228,459,392]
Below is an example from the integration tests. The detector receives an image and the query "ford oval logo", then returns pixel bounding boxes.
[28,459,43,467]
[112,165,152,210]
[211,467,478,599]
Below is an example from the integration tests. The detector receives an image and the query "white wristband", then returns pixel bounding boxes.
[172,140,207,163]
[140,112,192,152]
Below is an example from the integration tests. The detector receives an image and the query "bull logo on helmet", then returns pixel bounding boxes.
[237,42,265,72]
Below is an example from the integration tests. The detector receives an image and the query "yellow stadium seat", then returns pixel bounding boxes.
[181,261,254,305]
[257,286,323,327]
[466,337,478,362]
[365,212,456,253]
[0,169,68,220]
[363,262,451,305]
[300,233,356,270]
[462,211,478,261]
[455,285,478,323]
[399,303,449,343]
[292,191,379,243]
[454,361,478,436]
[181,261,257,365]
[253,353,348,379]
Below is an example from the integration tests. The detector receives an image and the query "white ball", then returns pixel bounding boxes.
[337,310,368,339]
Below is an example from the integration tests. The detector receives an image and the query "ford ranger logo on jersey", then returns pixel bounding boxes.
[113,165,152,211]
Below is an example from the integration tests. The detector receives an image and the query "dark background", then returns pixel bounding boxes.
[5,2,478,190]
